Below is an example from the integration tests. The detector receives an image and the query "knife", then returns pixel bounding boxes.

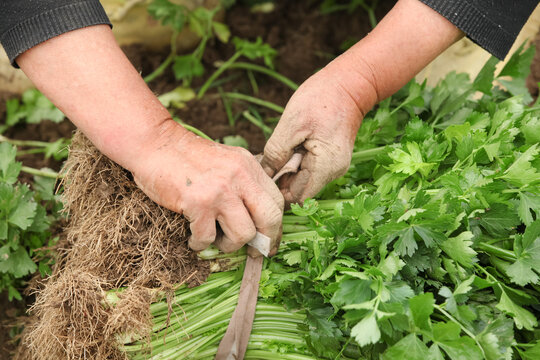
[215,152,303,360]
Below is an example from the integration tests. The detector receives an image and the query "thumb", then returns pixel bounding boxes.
[261,136,294,178]
[261,119,309,177]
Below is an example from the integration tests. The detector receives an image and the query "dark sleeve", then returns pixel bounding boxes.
[0,0,111,66]
[419,0,539,60]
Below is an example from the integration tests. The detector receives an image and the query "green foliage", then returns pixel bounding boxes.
[147,0,231,85]
[0,143,61,300]
[259,47,540,359]
[232,37,277,69]
[2,89,64,133]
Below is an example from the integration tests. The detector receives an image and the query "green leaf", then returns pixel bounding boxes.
[351,312,381,347]
[388,142,436,178]
[290,198,319,216]
[0,143,22,185]
[432,321,460,341]
[474,203,520,238]
[0,246,37,278]
[173,55,205,81]
[233,37,277,68]
[331,278,372,307]
[439,337,483,360]
[521,115,540,144]
[8,186,37,230]
[431,322,483,360]
[382,334,429,360]
[473,56,498,94]
[409,293,434,330]
[521,341,540,360]
[212,22,230,43]
[158,86,196,108]
[500,144,539,188]
[378,252,405,278]
[148,0,187,31]
[283,250,302,266]
[507,220,540,285]
[221,135,248,149]
[496,292,537,330]
[440,231,477,268]
[428,344,445,360]
[341,192,385,232]
[498,42,535,79]
[394,227,417,257]
[5,98,26,127]
[477,317,514,360]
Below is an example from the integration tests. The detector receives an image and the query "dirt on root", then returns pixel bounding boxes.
[15,132,209,360]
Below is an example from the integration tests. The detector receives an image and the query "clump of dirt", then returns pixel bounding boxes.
[20,132,208,360]
[527,29,540,101]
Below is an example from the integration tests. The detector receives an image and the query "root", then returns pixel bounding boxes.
[23,132,209,359]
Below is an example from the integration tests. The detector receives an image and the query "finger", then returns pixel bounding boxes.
[242,183,284,257]
[188,215,217,251]
[280,141,347,205]
[261,113,310,177]
[214,200,257,253]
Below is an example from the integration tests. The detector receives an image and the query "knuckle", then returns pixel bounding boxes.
[336,157,351,176]
[194,191,216,208]
[263,140,283,162]
[238,226,257,244]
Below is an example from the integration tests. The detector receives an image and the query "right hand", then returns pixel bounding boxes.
[132,120,284,255]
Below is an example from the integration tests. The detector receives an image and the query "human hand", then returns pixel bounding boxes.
[261,65,366,205]
[132,120,284,255]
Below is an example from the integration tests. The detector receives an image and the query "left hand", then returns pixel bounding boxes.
[261,64,368,205]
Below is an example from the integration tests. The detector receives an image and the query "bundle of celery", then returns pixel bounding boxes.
[118,47,540,359]
[118,272,315,360]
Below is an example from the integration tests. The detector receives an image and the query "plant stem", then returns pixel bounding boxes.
[247,70,259,95]
[218,87,235,128]
[198,52,242,98]
[226,93,284,113]
[0,134,57,148]
[242,111,273,136]
[144,30,178,83]
[434,304,486,358]
[228,62,299,90]
[21,166,60,179]
[350,146,386,165]
[478,242,516,262]
[144,54,174,83]
[173,117,213,141]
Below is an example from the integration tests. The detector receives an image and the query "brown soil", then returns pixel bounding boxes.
[0,294,26,360]
[527,30,540,101]
[131,1,397,153]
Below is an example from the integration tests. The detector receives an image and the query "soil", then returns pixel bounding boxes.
[0,2,400,358]
[527,30,540,101]
[0,294,26,360]
[132,0,397,153]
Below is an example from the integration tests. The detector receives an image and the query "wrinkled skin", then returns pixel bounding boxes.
[132,120,284,255]
[262,66,364,205]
